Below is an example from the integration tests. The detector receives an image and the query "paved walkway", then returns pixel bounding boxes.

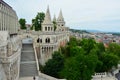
[19,76,39,80]
[19,44,38,77]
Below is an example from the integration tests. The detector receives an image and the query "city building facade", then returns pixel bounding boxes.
[0,0,19,34]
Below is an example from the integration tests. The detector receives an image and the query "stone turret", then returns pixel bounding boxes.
[42,6,53,32]
[42,6,52,24]
[57,10,65,27]
[57,10,64,21]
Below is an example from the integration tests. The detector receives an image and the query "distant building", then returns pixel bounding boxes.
[26,24,31,31]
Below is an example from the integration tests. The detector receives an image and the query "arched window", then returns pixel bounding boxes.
[48,38,50,43]
[45,37,50,43]
[45,27,47,31]
[48,27,50,31]
[37,38,42,43]
[45,38,48,43]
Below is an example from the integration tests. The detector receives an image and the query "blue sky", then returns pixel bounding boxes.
[4,0,120,32]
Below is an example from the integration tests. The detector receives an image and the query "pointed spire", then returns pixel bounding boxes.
[57,9,64,21]
[53,14,56,22]
[43,6,52,24]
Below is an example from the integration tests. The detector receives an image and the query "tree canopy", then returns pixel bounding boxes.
[19,18,26,29]
[42,51,64,78]
[41,37,120,80]
[31,12,45,31]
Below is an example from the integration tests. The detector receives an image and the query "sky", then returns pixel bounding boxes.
[4,0,120,32]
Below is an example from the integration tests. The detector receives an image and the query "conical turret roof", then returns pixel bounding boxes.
[43,6,52,24]
[57,9,64,21]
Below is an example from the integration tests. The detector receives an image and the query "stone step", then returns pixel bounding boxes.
[21,52,35,61]
[21,50,34,52]
[20,44,38,77]
[19,76,39,80]
[20,61,36,64]
[20,62,38,77]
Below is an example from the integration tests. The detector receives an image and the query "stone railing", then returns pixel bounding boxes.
[33,44,40,75]
[18,30,69,35]
[92,72,117,80]
[40,43,58,46]
[94,72,107,77]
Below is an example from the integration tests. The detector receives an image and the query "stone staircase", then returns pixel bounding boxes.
[19,39,66,80]
[19,44,38,77]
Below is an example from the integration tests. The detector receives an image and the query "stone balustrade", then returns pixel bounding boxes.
[92,72,117,80]
[94,72,107,77]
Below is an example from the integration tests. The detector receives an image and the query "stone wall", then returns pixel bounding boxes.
[0,32,21,80]
[0,64,7,80]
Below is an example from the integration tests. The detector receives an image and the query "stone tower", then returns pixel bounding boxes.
[57,10,65,27]
[42,6,53,32]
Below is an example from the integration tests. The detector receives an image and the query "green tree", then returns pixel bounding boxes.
[60,57,81,80]
[53,21,57,31]
[32,12,45,31]
[19,18,26,29]
[42,51,64,78]
[80,39,96,54]
[70,46,81,57]
[60,50,98,80]
[100,53,119,72]
[41,37,120,79]
[68,37,78,46]
[107,43,120,57]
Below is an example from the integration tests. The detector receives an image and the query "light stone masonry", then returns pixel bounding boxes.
[0,0,19,34]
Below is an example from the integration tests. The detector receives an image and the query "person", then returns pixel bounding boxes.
[33,76,35,80]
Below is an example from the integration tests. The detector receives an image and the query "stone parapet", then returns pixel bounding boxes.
[92,72,117,80]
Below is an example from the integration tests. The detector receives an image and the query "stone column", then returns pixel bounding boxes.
[2,5,3,31]
[0,5,2,30]
[40,46,45,65]
[6,8,9,31]
[4,6,7,31]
